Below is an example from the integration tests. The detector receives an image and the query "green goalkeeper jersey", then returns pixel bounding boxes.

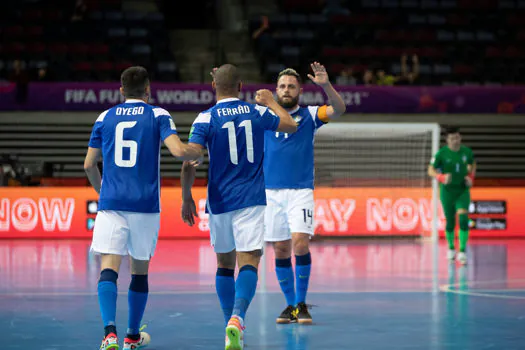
[431,145,475,189]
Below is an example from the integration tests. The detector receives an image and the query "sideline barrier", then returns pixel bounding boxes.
[0,187,521,238]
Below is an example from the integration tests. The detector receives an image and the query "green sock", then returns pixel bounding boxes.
[458,213,469,252]
[445,231,455,250]
[459,230,469,252]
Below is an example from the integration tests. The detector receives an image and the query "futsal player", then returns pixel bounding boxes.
[428,126,476,265]
[264,63,346,324]
[180,64,297,350]
[84,66,202,349]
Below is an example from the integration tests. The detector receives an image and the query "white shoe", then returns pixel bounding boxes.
[447,249,456,261]
[225,315,244,350]
[123,332,150,349]
[457,252,468,265]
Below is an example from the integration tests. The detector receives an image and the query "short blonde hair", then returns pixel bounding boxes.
[277,68,302,84]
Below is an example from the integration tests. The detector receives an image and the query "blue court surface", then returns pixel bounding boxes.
[2,238,525,349]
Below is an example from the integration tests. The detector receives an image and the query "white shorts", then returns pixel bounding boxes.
[90,210,160,261]
[208,205,265,253]
[264,189,315,242]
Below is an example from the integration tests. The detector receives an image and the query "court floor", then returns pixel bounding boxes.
[1,238,525,349]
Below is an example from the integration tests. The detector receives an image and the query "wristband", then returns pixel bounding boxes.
[436,174,446,183]
[467,173,475,184]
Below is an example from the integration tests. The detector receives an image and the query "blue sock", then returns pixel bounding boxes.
[98,269,118,330]
[127,274,149,336]
[232,265,258,320]
[216,268,235,326]
[295,253,311,305]
[275,258,296,306]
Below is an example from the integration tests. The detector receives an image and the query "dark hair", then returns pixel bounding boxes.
[277,68,302,85]
[214,64,241,95]
[121,66,149,98]
[444,126,460,135]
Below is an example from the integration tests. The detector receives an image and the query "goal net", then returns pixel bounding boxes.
[314,122,441,241]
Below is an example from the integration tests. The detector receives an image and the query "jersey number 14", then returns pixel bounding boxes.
[222,120,254,165]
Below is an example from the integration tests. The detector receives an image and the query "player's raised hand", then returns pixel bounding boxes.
[181,198,198,226]
[307,62,330,86]
[210,67,218,80]
[255,89,276,106]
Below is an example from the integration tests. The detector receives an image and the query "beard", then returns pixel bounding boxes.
[277,95,299,109]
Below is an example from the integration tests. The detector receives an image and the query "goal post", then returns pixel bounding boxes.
[314,122,441,241]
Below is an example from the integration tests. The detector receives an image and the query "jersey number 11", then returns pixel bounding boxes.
[222,120,254,165]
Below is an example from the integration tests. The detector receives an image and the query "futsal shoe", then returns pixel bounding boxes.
[225,315,245,350]
[99,333,119,350]
[276,305,298,324]
[457,252,468,265]
[123,332,150,349]
[295,302,313,325]
[447,249,456,261]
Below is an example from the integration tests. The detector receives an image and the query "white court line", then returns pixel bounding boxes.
[0,290,436,297]
[439,279,525,300]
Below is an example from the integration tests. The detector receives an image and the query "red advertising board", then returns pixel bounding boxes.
[0,187,523,238]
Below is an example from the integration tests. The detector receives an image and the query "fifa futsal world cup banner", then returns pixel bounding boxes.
[2,82,525,113]
[0,187,522,239]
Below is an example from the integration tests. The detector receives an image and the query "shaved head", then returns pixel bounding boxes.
[213,64,241,96]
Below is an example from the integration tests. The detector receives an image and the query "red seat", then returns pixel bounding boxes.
[485,46,503,58]
[382,47,404,57]
[322,47,342,57]
[453,64,475,75]
[93,61,113,71]
[26,43,46,54]
[91,43,110,55]
[362,47,381,58]
[115,62,133,72]
[73,62,92,71]
[49,43,69,55]
[329,63,346,75]
[26,26,44,38]
[69,43,90,55]
[4,26,24,37]
[420,47,443,58]
[504,46,523,58]
[341,48,361,57]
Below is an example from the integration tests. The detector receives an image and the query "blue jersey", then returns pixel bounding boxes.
[88,99,178,213]
[189,98,280,214]
[264,105,326,189]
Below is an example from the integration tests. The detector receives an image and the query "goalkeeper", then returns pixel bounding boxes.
[428,126,476,265]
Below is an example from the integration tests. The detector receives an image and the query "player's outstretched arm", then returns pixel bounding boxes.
[164,134,203,161]
[84,147,102,193]
[255,89,297,133]
[181,155,200,227]
[308,62,346,119]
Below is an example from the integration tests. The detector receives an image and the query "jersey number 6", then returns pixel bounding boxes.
[222,120,254,165]
[115,121,138,168]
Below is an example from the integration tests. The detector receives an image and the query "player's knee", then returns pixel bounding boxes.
[273,240,292,259]
[217,251,236,269]
[130,274,148,293]
[292,234,310,256]
[130,259,149,275]
[99,268,118,284]
[458,213,469,230]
